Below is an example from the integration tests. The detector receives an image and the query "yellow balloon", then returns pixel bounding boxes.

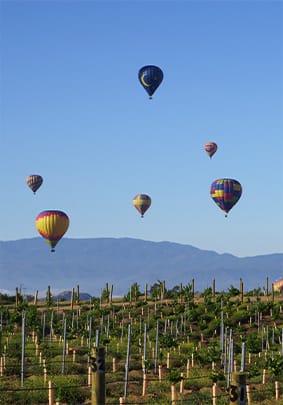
[35,210,69,252]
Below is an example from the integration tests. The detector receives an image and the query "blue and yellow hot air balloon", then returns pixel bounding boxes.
[133,194,151,217]
[26,175,43,194]
[210,179,242,217]
[138,65,163,99]
[204,142,218,158]
[35,210,69,252]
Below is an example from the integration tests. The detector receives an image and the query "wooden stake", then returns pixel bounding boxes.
[142,373,147,396]
[212,383,217,405]
[171,384,177,405]
[246,384,251,404]
[88,366,91,387]
[158,364,162,381]
[48,380,54,405]
[166,352,170,368]
[275,381,280,400]
[262,368,267,384]
[180,372,184,394]
[186,359,190,377]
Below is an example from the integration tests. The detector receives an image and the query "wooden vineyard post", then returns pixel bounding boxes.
[88,366,91,387]
[186,359,190,377]
[275,381,280,400]
[266,276,269,295]
[48,380,54,405]
[109,284,113,305]
[158,364,162,381]
[246,385,251,404]
[240,278,244,303]
[180,372,184,394]
[144,283,147,301]
[90,347,105,405]
[142,373,147,396]
[212,383,217,405]
[34,290,38,306]
[171,384,177,405]
[71,288,74,310]
[15,287,19,309]
[166,352,170,368]
[112,357,116,373]
[76,284,80,305]
[272,283,275,302]
[262,368,267,384]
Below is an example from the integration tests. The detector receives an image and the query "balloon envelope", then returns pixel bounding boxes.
[26,175,43,194]
[210,179,242,215]
[133,194,151,217]
[204,142,218,158]
[138,65,163,98]
[35,210,69,251]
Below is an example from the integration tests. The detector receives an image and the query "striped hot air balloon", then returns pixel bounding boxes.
[133,194,151,217]
[35,210,69,252]
[26,175,43,194]
[210,179,242,217]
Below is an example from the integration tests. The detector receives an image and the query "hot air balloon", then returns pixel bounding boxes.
[138,65,163,99]
[26,175,43,194]
[35,210,69,252]
[210,179,242,217]
[133,194,151,217]
[204,142,218,158]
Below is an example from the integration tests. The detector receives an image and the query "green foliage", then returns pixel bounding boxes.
[159,334,178,349]
[227,285,240,298]
[168,368,182,384]
[265,355,283,377]
[248,361,261,378]
[1,285,283,404]
[245,333,262,353]
[209,369,225,383]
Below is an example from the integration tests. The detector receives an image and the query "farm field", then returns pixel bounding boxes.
[0,281,283,404]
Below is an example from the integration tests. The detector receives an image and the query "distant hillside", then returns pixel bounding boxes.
[0,237,282,297]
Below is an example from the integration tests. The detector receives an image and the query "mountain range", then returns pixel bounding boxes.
[0,237,282,298]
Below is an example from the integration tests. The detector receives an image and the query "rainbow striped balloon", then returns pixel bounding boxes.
[210,179,242,216]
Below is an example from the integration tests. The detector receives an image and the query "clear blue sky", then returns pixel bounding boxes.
[1,0,282,258]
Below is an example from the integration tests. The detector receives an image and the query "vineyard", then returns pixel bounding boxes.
[0,280,283,404]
